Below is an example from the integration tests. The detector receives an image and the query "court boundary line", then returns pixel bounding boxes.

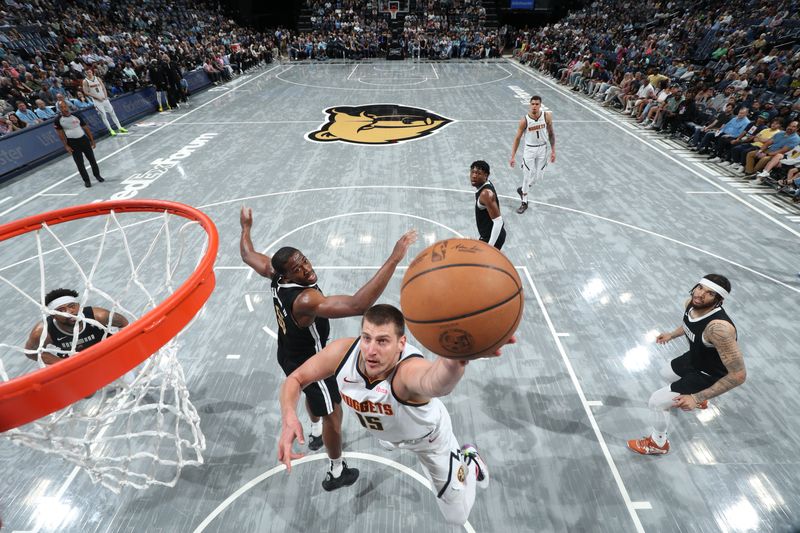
[521,266,646,533]
[503,59,800,240]
[274,62,513,91]
[0,64,287,220]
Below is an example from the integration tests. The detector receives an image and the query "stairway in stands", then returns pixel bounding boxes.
[482,0,500,30]
[298,4,312,32]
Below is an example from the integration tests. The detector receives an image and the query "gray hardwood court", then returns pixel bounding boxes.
[1,59,799,533]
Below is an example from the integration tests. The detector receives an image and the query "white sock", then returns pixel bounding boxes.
[651,430,668,447]
[330,457,343,477]
[310,420,322,437]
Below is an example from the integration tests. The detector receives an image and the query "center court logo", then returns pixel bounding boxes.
[306,104,453,145]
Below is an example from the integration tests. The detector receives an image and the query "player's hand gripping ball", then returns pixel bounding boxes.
[400,239,523,359]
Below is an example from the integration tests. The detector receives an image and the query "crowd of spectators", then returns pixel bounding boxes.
[0,0,279,138]
[514,0,800,203]
[291,0,500,61]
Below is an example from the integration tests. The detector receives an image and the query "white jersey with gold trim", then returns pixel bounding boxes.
[335,339,444,444]
[524,112,549,148]
[83,76,106,100]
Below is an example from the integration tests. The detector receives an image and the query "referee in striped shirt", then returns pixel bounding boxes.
[54,101,104,188]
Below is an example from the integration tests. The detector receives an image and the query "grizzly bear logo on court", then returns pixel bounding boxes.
[307,104,453,145]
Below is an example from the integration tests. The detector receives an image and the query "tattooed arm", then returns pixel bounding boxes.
[545,111,556,162]
[674,320,746,410]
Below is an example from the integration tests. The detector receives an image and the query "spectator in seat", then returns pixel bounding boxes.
[754,141,800,184]
[690,103,734,151]
[729,117,783,173]
[745,121,799,176]
[664,89,697,136]
[7,112,26,130]
[704,107,751,159]
[15,101,39,125]
[33,99,56,120]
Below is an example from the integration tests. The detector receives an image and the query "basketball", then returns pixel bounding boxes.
[400,239,523,359]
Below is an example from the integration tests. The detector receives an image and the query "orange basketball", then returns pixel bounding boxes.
[400,239,523,359]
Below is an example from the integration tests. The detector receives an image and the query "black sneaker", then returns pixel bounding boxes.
[308,433,323,451]
[321,461,359,492]
[95,176,105,182]
[516,202,528,214]
[83,180,91,188]
[516,186,523,201]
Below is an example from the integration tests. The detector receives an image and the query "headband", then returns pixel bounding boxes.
[698,278,729,300]
[47,296,80,311]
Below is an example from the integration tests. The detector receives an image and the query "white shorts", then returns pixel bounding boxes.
[397,405,477,525]
[93,98,115,115]
[522,144,550,181]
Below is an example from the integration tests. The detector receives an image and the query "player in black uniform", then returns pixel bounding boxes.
[24,288,129,365]
[628,274,747,455]
[239,206,417,490]
[469,160,506,250]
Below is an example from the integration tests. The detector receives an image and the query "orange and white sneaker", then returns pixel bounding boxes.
[627,436,670,455]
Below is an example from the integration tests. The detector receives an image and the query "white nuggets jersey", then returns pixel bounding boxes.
[524,112,549,148]
[335,339,444,444]
[83,76,105,100]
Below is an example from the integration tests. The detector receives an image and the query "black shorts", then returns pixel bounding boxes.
[669,352,724,394]
[278,353,341,417]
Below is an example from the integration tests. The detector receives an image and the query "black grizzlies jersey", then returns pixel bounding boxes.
[682,305,736,379]
[475,180,505,243]
[46,306,108,358]
[271,277,330,364]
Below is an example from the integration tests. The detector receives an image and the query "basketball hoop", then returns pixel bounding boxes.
[388,0,399,19]
[0,200,217,490]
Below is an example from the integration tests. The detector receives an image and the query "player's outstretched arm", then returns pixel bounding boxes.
[546,111,556,162]
[395,337,516,401]
[296,230,417,320]
[278,337,355,471]
[239,206,275,278]
[656,325,684,345]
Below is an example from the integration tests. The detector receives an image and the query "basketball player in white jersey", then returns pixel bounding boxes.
[82,68,127,136]
[509,95,556,214]
[279,304,515,525]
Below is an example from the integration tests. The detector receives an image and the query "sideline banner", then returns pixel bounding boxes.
[0,70,212,183]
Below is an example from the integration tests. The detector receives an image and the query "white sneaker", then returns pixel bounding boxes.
[753,177,764,184]
[461,444,489,489]
[708,157,722,163]
[756,170,770,178]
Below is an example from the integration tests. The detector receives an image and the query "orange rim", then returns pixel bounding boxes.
[0,200,218,432]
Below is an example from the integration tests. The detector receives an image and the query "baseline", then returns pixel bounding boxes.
[275,63,512,91]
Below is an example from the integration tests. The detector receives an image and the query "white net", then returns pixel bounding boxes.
[0,207,209,492]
